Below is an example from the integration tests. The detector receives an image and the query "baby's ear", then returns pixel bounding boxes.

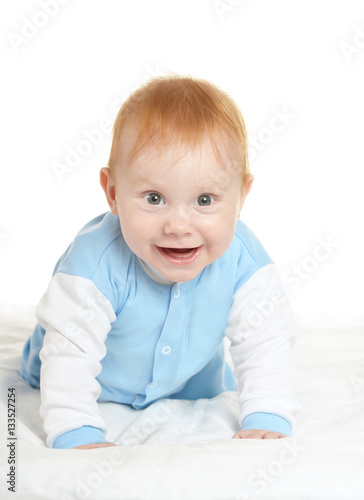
[244,173,254,195]
[100,167,118,215]
[239,174,254,213]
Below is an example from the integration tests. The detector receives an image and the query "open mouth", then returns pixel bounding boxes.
[156,246,202,265]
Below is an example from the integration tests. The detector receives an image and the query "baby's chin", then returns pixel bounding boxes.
[156,266,202,284]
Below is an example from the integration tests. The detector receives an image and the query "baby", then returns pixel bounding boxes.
[20,75,300,449]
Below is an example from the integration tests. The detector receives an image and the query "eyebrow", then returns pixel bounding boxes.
[196,185,224,194]
[197,177,232,193]
[129,165,232,193]
[135,178,225,193]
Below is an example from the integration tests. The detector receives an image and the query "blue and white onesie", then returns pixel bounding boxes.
[20,212,300,448]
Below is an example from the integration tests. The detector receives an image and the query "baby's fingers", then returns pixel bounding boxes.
[73,442,117,450]
[233,429,285,439]
[233,429,263,439]
[261,431,285,439]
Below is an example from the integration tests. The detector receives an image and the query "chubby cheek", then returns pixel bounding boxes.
[206,214,237,245]
[203,230,235,264]
[118,215,158,259]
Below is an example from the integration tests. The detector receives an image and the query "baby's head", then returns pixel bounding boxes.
[101,75,253,282]
[108,75,251,189]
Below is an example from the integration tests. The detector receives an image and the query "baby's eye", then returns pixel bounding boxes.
[145,193,164,205]
[196,194,214,206]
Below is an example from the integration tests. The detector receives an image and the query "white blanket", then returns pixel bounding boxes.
[1,305,364,499]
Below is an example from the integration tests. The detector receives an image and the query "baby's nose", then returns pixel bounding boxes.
[163,207,192,236]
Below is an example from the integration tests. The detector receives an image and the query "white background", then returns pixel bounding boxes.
[0,0,363,317]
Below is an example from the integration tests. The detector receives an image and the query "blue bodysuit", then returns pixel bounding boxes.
[21,212,300,448]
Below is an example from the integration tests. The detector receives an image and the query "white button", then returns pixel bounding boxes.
[150,382,158,388]
[162,346,171,355]
[174,289,180,298]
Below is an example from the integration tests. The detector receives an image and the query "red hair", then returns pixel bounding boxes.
[108,75,250,184]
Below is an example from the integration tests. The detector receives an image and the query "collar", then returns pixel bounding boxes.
[138,258,184,286]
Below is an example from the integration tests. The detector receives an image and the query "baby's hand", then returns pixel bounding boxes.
[233,429,286,439]
[73,442,117,450]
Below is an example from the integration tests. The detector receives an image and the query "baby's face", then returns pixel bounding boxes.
[102,131,251,283]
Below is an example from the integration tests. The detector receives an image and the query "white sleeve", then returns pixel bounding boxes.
[37,272,116,447]
[225,263,301,428]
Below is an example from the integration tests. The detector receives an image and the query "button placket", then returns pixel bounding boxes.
[148,282,187,395]
[162,346,171,355]
[173,281,184,299]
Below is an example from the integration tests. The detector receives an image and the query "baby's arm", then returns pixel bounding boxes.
[226,263,301,438]
[38,272,116,449]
